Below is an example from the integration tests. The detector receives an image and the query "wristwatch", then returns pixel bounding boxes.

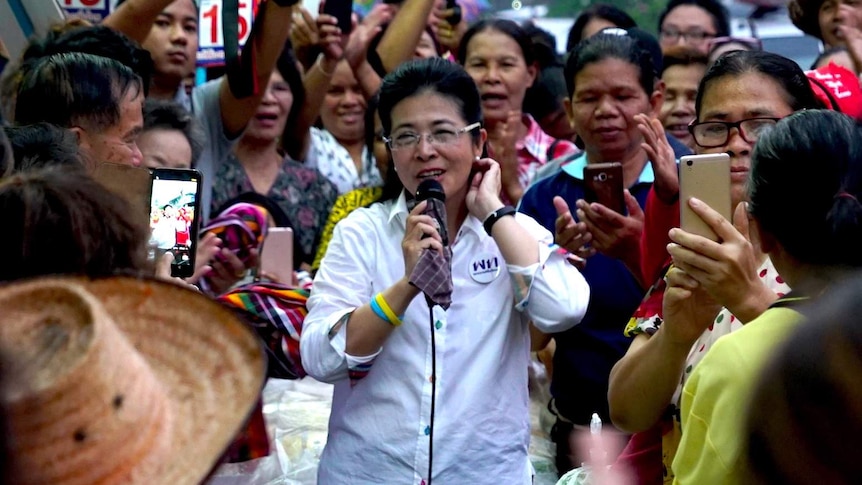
[483,206,516,236]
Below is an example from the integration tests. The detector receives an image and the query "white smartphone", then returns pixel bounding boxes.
[679,153,732,242]
[260,227,294,283]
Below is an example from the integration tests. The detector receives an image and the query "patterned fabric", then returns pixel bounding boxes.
[217,282,311,463]
[487,115,579,194]
[218,282,309,380]
[211,152,339,265]
[623,257,789,483]
[200,202,269,294]
[306,127,383,194]
[407,197,453,309]
[312,186,383,271]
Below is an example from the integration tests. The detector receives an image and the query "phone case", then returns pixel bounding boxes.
[679,154,732,241]
[323,0,353,35]
[149,168,203,278]
[261,228,295,283]
[584,162,625,214]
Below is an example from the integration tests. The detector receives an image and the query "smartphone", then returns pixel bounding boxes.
[445,0,462,25]
[260,227,295,283]
[583,162,625,214]
[679,153,732,241]
[149,168,203,278]
[323,0,352,35]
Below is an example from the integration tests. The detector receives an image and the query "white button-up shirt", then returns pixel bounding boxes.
[301,193,589,484]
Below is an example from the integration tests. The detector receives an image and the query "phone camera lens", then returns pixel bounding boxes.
[686,160,693,166]
[597,173,608,182]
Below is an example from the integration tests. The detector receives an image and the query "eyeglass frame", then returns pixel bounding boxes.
[382,122,482,151]
[687,117,781,148]
[659,28,717,44]
[707,36,763,53]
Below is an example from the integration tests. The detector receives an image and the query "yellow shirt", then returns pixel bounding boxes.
[672,305,804,484]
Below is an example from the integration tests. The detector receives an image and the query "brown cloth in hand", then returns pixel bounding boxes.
[408,197,453,309]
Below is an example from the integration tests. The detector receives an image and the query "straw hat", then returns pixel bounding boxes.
[0,276,266,485]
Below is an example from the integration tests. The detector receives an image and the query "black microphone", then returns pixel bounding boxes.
[415,179,448,246]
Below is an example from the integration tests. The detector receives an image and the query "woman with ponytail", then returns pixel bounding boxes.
[668,109,862,483]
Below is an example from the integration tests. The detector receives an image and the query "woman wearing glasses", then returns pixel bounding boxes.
[608,50,822,483]
[658,0,730,55]
[301,57,590,484]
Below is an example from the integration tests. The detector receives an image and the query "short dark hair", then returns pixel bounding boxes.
[0,127,11,179]
[14,52,143,132]
[658,0,730,37]
[18,25,153,95]
[4,123,84,173]
[661,46,709,76]
[566,3,637,52]
[377,58,482,201]
[564,32,656,98]
[457,19,536,67]
[789,0,826,40]
[749,110,862,266]
[0,167,151,282]
[694,50,822,121]
[142,100,204,165]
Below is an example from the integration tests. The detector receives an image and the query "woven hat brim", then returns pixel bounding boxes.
[78,276,266,485]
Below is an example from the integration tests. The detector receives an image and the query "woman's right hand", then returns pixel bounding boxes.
[402,200,445,277]
[316,9,345,61]
[636,113,678,204]
[661,266,721,347]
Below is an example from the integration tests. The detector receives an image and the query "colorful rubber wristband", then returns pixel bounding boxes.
[374,293,403,327]
[369,298,389,323]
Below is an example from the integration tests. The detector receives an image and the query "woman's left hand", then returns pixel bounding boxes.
[466,157,505,220]
[667,198,775,323]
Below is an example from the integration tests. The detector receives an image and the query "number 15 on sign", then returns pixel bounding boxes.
[199,0,255,48]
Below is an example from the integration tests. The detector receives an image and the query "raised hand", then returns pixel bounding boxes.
[636,113,678,203]
[668,199,776,323]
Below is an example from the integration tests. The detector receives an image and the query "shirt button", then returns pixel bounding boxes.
[434,320,443,330]
[424,425,431,436]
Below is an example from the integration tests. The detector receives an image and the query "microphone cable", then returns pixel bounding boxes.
[427,302,437,485]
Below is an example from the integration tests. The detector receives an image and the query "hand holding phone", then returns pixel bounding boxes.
[679,154,731,241]
[584,162,626,214]
[323,0,353,35]
[149,168,203,278]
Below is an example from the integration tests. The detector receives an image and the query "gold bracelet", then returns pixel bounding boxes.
[316,54,335,77]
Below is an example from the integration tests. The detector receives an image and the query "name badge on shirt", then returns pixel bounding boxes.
[469,253,501,283]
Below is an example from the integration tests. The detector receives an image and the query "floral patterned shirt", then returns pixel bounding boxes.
[624,257,790,483]
[306,127,382,194]
[211,153,338,265]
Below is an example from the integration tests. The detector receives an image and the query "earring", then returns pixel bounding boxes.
[474,155,480,161]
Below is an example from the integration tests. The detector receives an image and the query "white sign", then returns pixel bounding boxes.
[197,0,258,66]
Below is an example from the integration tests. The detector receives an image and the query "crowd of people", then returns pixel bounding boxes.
[3,0,862,483]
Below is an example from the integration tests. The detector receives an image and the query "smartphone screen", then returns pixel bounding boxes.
[679,153,732,241]
[583,162,625,214]
[149,168,203,278]
[323,0,353,35]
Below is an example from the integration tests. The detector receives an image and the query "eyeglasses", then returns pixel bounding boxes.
[688,117,780,148]
[383,122,481,151]
[708,36,763,53]
[660,28,716,44]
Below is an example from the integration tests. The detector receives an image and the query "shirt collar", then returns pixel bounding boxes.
[561,152,655,184]
[386,190,485,238]
[517,114,545,159]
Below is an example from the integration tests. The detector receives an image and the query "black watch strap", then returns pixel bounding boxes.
[483,206,516,236]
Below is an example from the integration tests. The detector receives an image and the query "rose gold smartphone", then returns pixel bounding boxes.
[260,227,294,283]
[679,153,732,241]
